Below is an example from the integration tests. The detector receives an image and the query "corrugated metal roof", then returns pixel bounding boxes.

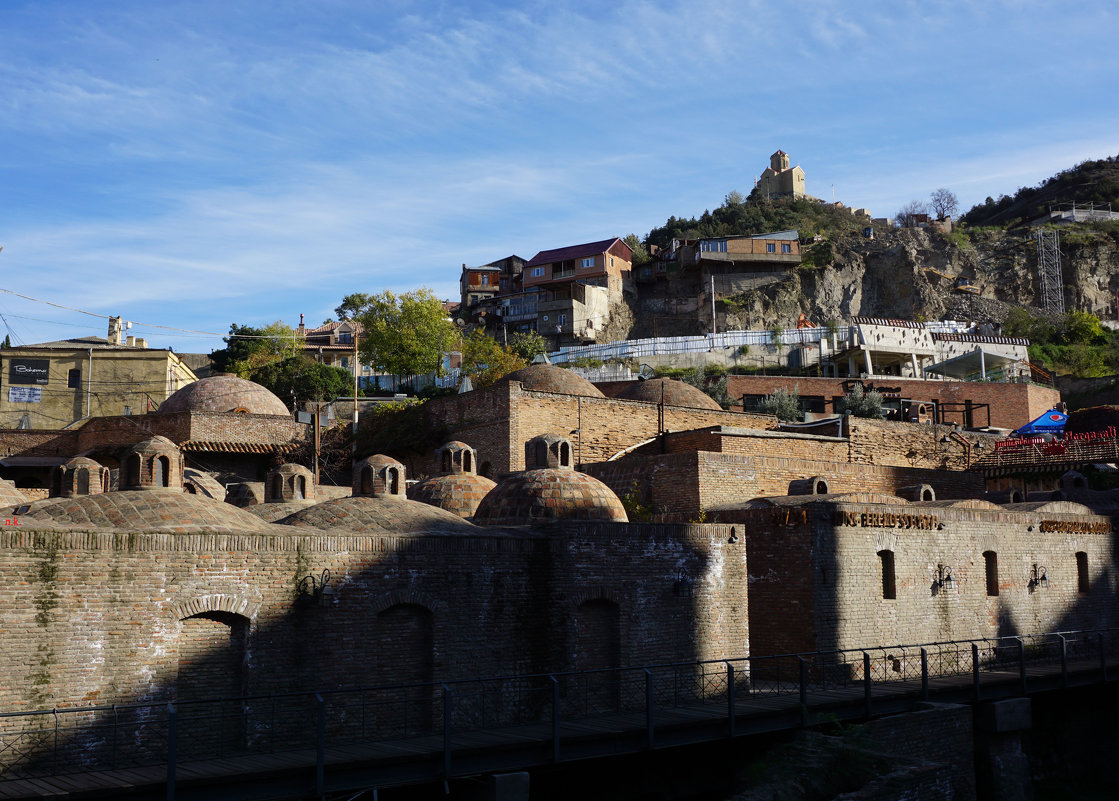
[526,237,624,267]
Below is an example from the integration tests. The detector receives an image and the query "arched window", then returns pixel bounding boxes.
[270,474,284,501]
[1076,552,1089,594]
[294,475,306,500]
[441,451,452,473]
[559,441,571,467]
[361,466,374,495]
[534,441,548,468]
[462,451,472,473]
[877,550,896,599]
[983,551,999,597]
[386,467,400,495]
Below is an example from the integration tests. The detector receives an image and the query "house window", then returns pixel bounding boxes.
[766,243,776,253]
[341,356,350,370]
[983,551,999,597]
[782,243,792,253]
[67,369,81,389]
[700,240,727,253]
[1076,552,1089,593]
[878,550,896,599]
[532,267,545,277]
[610,257,615,267]
[480,274,490,286]
[558,314,567,327]
[338,332,353,344]
[580,257,594,269]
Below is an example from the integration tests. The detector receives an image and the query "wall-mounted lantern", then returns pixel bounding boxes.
[1028,564,1048,591]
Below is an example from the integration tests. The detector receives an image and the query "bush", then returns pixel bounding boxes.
[840,384,884,418]
[758,388,800,421]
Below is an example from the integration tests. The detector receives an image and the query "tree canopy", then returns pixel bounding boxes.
[211,321,298,375]
[461,329,526,387]
[349,289,456,379]
[929,188,959,220]
[508,330,547,362]
[252,356,353,406]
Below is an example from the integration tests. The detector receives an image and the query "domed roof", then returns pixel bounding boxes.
[0,478,27,507]
[10,491,277,533]
[408,473,497,519]
[62,456,105,470]
[129,435,180,454]
[158,375,290,416]
[616,378,722,410]
[277,496,479,534]
[473,469,627,526]
[498,365,605,398]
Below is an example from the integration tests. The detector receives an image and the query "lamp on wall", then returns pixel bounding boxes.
[1029,563,1048,591]
[296,568,333,608]
[935,564,955,590]
[673,569,695,598]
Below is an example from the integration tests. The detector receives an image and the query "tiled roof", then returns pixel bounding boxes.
[179,440,299,453]
[305,321,365,336]
[526,237,623,267]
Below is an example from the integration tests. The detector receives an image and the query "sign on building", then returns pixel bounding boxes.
[8,386,42,403]
[8,359,50,385]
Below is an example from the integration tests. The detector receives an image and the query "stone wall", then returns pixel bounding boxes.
[0,520,745,713]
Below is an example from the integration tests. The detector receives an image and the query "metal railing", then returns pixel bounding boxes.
[1,629,1114,789]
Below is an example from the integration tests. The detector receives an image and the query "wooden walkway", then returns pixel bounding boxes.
[0,658,1111,801]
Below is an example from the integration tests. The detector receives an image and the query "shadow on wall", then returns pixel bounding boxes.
[1,519,735,779]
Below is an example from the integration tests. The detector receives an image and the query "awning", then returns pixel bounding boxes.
[923,348,1017,379]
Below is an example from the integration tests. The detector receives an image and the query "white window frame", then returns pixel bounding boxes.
[580,257,594,269]
[532,267,545,277]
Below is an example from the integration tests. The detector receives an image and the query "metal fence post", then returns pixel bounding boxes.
[798,657,808,727]
[550,676,560,763]
[725,663,735,738]
[442,684,452,779]
[315,694,325,799]
[1100,633,1108,683]
[166,703,176,801]
[644,669,655,749]
[920,648,929,701]
[862,653,872,719]
[972,643,981,701]
[1018,638,1028,695]
[1059,635,1068,688]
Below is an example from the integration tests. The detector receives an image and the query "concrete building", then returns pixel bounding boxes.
[0,320,197,430]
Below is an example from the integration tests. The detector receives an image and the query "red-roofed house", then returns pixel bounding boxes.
[522,237,633,345]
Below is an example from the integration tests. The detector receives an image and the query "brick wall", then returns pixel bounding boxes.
[725,375,1059,431]
[0,520,746,713]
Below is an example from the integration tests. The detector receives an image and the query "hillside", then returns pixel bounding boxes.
[960,155,1119,228]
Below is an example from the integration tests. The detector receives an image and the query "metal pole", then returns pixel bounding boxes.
[710,274,716,335]
[726,663,735,737]
[798,657,808,727]
[645,669,655,749]
[1018,639,1028,695]
[862,653,872,719]
[166,703,176,801]
[1059,635,1068,688]
[442,684,452,778]
[920,648,929,701]
[972,643,981,701]
[315,694,325,798]
[550,676,560,763]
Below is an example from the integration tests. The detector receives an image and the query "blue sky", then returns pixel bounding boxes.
[1,0,1116,354]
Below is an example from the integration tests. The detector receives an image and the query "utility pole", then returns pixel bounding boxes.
[352,325,359,454]
[710,274,717,335]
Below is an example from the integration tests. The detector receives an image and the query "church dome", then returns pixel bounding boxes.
[498,365,605,398]
[158,375,290,416]
[615,378,722,410]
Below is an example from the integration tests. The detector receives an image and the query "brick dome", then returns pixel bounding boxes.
[55,457,110,497]
[473,469,628,526]
[616,378,722,410]
[121,436,184,491]
[498,365,605,398]
[277,496,479,534]
[352,454,405,498]
[409,474,497,519]
[265,463,315,503]
[12,491,277,533]
[158,375,290,416]
[0,478,27,507]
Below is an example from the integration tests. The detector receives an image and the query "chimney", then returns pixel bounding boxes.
[126,335,136,347]
[297,313,305,336]
[135,338,148,348]
[108,316,123,344]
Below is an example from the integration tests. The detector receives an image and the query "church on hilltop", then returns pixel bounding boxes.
[755,149,806,200]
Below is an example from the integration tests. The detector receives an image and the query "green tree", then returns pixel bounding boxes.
[461,330,526,387]
[0,334,9,349]
[250,356,352,406]
[840,384,884,418]
[1059,310,1105,345]
[508,330,547,362]
[211,321,298,375]
[350,289,456,381]
[758,387,800,421]
[623,233,651,266]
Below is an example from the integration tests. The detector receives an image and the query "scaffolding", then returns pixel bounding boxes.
[1037,229,1064,315]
